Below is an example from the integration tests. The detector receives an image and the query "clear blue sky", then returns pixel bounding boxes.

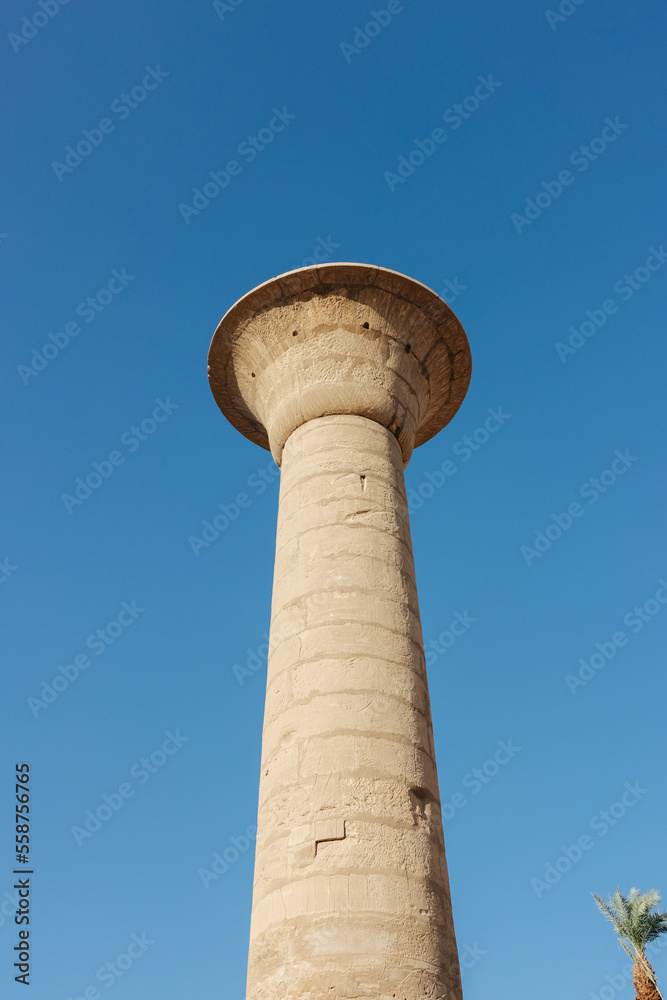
[1,0,666,997]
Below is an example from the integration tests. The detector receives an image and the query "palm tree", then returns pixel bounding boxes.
[593,888,667,1000]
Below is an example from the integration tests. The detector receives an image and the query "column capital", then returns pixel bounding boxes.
[208,263,471,465]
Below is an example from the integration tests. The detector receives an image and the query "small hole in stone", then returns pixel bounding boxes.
[405,344,411,353]
[251,372,256,377]
[362,321,369,329]
[292,330,298,336]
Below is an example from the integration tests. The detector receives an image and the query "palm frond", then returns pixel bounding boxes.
[594,887,667,997]
[594,887,667,949]
[593,892,624,934]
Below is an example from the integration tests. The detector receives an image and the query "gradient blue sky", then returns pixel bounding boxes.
[2,0,666,997]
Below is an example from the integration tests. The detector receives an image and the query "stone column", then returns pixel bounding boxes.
[208,264,472,1000]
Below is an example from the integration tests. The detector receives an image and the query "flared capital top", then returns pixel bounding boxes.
[208,263,472,465]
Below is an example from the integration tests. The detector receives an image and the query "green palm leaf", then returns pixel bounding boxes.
[593,887,667,996]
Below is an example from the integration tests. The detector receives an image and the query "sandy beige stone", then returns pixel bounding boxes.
[208,264,472,1000]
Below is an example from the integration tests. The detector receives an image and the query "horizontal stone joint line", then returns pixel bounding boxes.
[274,517,414,559]
[256,764,439,813]
[282,410,418,461]
[278,463,405,504]
[263,724,432,748]
[286,412,402,441]
[269,613,425,647]
[275,550,416,576]
[251,866,453,905]
[256,808,443,839]
[272,589,421,621]
[267,648,428,676]
[264,686,430,715]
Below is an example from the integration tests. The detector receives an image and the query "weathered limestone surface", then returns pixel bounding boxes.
[208,264,472,1000]
[208,263,471,467]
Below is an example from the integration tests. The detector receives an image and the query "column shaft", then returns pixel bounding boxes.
[247,414,461,1000]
